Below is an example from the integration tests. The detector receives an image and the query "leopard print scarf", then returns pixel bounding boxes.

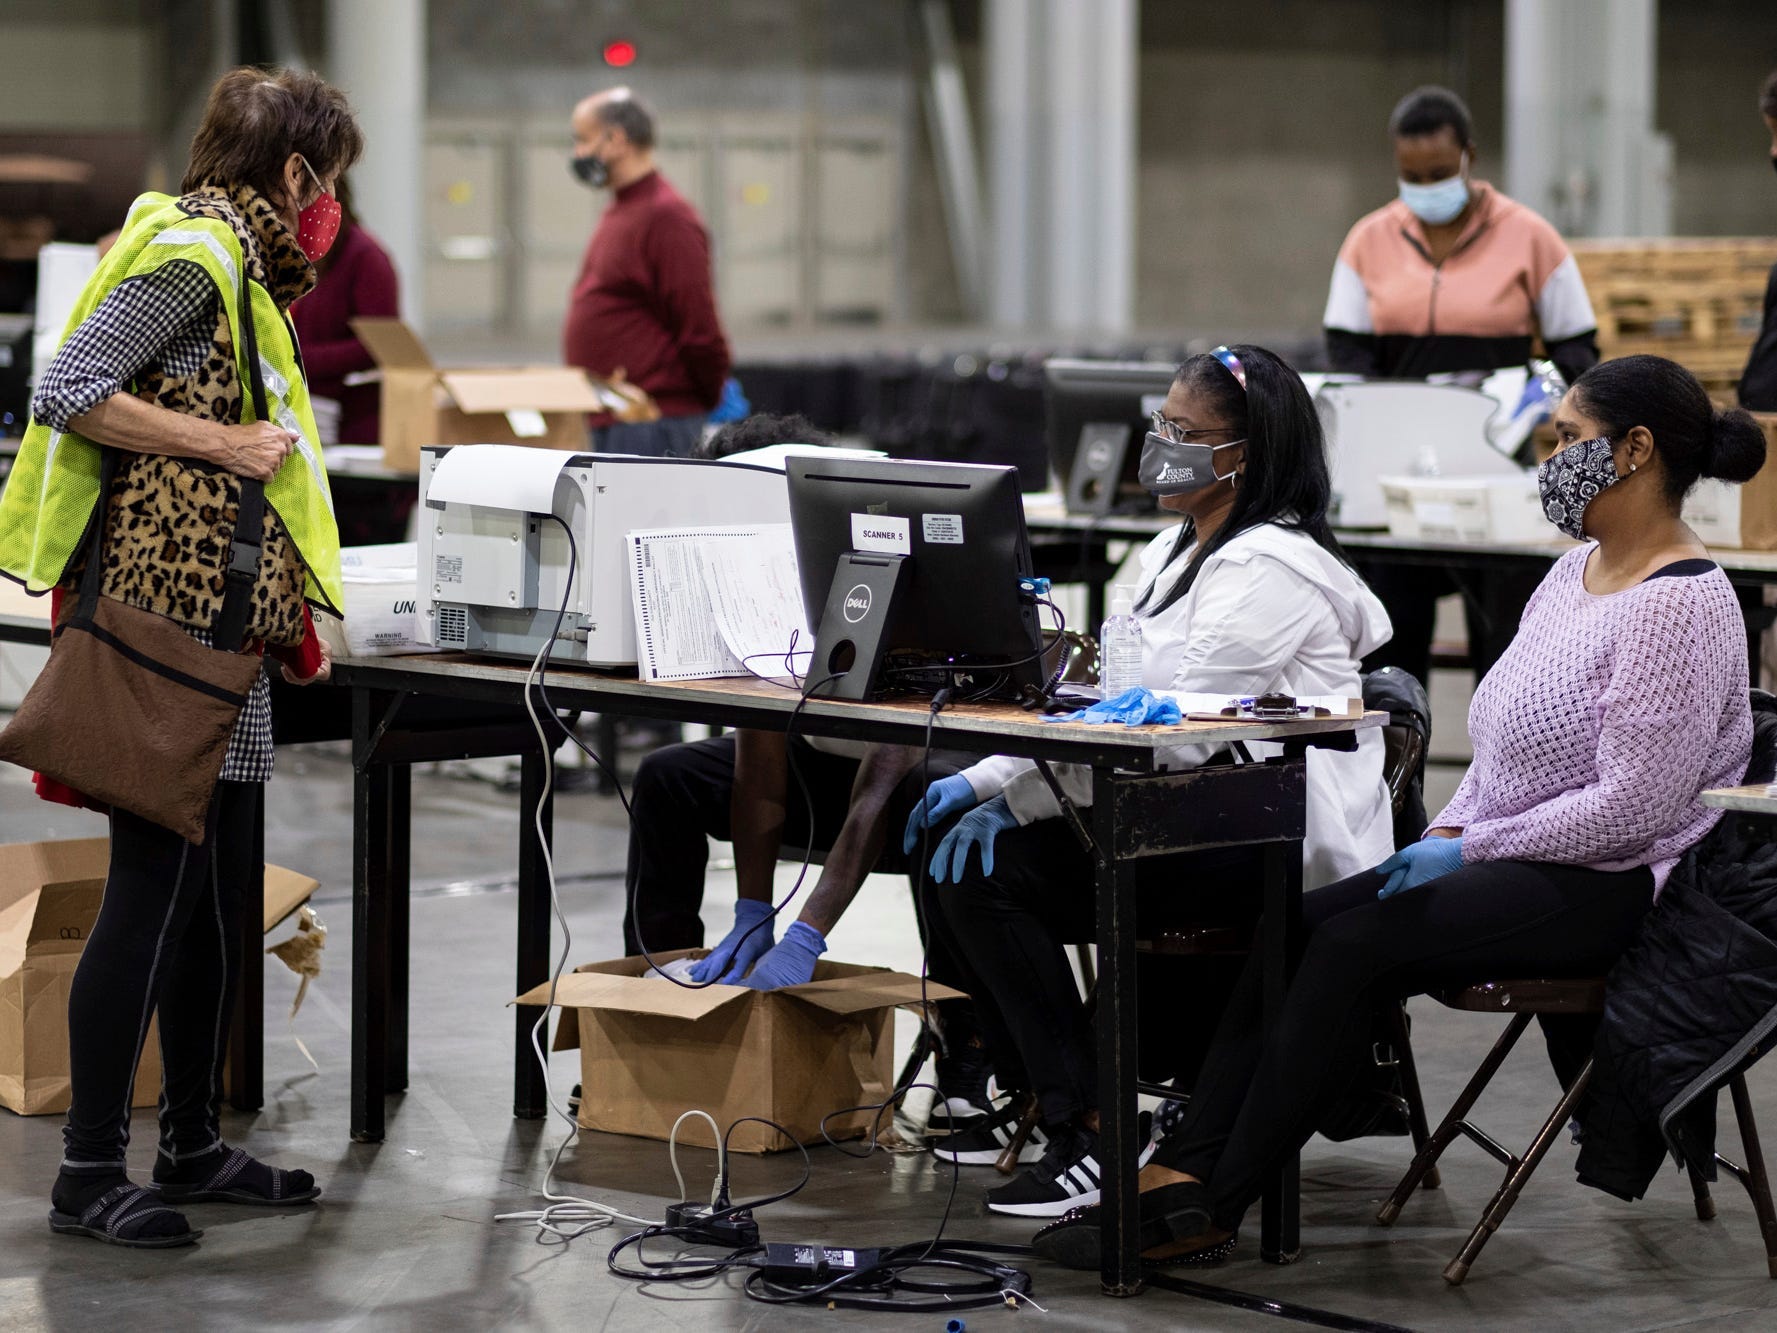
[94,183,318,645]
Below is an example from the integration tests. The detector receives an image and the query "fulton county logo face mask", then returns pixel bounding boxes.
[1537,436,1622,540]
[1138,431,1244,497]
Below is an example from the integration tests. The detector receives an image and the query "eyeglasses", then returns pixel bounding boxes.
[1148,409,1244,447]
[1210,345,1247,393]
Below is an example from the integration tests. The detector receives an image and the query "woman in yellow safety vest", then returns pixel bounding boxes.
[0,68,357,1249]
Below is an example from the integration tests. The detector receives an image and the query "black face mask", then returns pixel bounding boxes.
[570,154,609,189]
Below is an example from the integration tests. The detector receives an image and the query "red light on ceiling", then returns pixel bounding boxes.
[603,40,637,68]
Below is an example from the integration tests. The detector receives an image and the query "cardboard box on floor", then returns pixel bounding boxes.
[0,838,319,1116]
[350,318,605,474]
[515,952,960,1154]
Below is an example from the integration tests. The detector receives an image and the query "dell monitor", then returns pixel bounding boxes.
[786,456,1046,702]
[1042,358,1178,516]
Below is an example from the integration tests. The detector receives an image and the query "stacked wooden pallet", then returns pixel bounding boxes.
[1570,238,1777,394]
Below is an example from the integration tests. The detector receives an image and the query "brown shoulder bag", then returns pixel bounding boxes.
[0,266,280,842]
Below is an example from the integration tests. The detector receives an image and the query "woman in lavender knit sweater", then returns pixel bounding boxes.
[1037,354,1767,1270]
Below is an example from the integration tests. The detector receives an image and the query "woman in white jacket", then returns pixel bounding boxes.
[906,344,1395,1219]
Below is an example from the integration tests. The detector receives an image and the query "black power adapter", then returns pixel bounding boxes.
[663,1201,760,1248]
[761,1243,886,1286]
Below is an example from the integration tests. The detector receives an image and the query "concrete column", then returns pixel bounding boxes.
[1043,0,1098,330]
[1087,0,1137,333]
[919,0,989,319]
[1504,0,1668,238]
[985,0,1038,327]
[983,0,1136,333]
[326,0,427,328]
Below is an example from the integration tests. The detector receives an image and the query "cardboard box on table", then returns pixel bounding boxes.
[515,952,959,1154]
[350,318,606,474]
[0,838,319,1116]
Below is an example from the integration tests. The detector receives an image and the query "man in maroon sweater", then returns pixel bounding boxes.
[563,88,731,457]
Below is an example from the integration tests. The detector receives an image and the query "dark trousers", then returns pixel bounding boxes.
[622,734,971,952]
[1151,858,1655,1232]
[925,815,1262,1126]
[63,782,257,1166]
[622,735,864,955]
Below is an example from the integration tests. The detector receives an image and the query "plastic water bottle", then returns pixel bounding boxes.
[1099,584,1144,697]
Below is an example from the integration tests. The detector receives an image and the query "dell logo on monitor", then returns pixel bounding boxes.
[842,584,873,623]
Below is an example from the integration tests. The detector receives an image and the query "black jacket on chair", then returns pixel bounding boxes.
[1576,692,1777,1201]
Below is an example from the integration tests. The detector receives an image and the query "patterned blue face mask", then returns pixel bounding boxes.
[1537,436,1623,540]
[1398,152,1470,225]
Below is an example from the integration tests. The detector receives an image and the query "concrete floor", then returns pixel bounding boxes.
[3,682,1777,1331]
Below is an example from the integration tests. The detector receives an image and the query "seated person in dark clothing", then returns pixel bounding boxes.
[624,411,992,1126]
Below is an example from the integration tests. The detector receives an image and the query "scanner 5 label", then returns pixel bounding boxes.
[851,513,911,555]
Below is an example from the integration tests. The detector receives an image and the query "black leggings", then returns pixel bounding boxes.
[1151,858,1655,1231]
[925,815,1263,1126]
[63,782,257,1167]
[622,735,864,955]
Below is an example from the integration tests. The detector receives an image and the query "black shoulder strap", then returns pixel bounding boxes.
[211,258,269,652]
[73,446,120,621]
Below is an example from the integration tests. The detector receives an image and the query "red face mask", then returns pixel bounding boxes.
[295,157,341,263]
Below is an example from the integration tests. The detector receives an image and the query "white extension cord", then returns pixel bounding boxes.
[493,526,725,1241]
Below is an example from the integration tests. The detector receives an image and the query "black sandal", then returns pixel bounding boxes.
[48,1184,201,1249]
[150,1145,320,1206]
[1031,1179,1215,1271]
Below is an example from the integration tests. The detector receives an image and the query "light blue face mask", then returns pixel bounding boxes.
[1398,152,1470,225]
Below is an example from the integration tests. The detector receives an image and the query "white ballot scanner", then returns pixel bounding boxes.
[417,445,790,666]
[1316,381,1522,529]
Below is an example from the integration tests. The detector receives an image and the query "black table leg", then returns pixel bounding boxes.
[1258,834,1304,1264]
[386,764,412,1093]
[227,785,266,1112]
[1093,771,1144,1296]
[351,688,394,1143]
[514,748,554,1119]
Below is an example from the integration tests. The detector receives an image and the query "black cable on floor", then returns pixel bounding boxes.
[1144,1272,1417,1333]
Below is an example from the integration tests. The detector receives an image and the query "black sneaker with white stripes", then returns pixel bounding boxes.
[929,1097,1046,1166]
[984,1115,1154,1219]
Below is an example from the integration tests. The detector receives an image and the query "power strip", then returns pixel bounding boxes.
[664,1201,760,1248]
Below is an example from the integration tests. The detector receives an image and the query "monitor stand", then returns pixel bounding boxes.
[804,551,910,700]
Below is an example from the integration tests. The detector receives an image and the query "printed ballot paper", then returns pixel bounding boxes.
[627,524,810,681]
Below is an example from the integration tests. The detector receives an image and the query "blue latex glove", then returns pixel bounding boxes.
[688,898,776,982]
[903,774,981,854]
[707,375,751,424]
[737,920,828,989]
[929,794,1019,884]
[1376,837,1465,899]
[1041,687,1181,727]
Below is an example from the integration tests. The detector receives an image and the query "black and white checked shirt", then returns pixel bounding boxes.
[34,261,274,783]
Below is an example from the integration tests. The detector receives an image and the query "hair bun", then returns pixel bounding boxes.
[1705,407,1768,484]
